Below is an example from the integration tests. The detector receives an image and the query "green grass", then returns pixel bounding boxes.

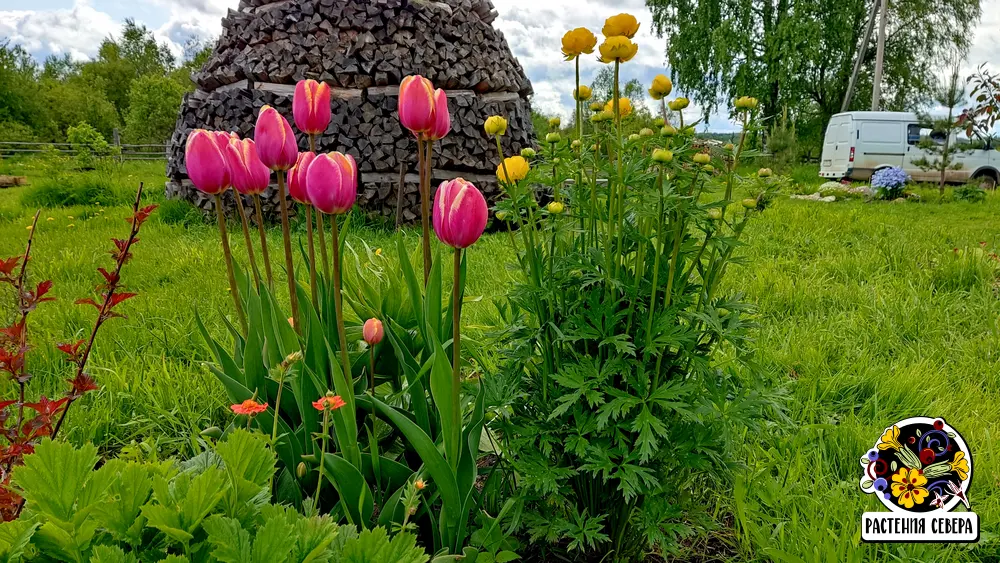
[0,158,997,560]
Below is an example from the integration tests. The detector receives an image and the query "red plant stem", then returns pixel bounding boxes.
[253,195,274,288]
[6,210,40,475]
[52,183,145,440]
[276,173,300,331]
[215,194,248,334]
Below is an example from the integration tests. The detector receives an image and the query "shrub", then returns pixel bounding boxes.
[66,122,117,170]
[123,74,186,144]
[158,198,206,226]
[870,166,909,199]
[19,174,128,208]
[953,182,986,203]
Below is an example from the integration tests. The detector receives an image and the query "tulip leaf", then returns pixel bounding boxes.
[396,235,424,331]
[384,319,432,436]
[424,249,443,343]
[321,453,373,528]
[427,344,459,470]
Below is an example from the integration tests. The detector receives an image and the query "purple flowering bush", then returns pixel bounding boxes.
[871,167,910,200]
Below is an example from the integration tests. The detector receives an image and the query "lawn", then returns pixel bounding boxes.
[0,158,997,561]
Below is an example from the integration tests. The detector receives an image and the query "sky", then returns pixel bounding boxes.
[1,0,998,132]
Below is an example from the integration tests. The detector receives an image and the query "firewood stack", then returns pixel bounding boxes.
[165,0,536,222]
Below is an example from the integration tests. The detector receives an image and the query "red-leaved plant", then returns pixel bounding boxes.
[0,184,155,521]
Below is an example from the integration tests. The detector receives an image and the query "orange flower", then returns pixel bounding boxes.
[231,399,268,416]
[313,395,347,411]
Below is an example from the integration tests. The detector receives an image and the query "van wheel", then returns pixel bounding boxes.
[973,172,998,190]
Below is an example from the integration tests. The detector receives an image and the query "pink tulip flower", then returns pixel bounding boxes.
[306,152,357,214]
[254,105,299,171]
[433,178,487,249]
[363,318,384,345]
[185,129,231,195]
[287,151,316,204]
[227,138,271,195]
[398,75,437,136]
[427,89,451,141]
[293,79,332,135]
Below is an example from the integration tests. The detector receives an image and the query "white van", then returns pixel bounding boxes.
[819,111,999,189]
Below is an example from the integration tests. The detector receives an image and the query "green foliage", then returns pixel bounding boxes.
[83,19,176,117]
[767,107,798,171]
[911,68,972,198]
[124,74,186,143]
[6,432,425,562]
[158,198,207,226]
[20,174,128,208]
[953,182,987,203]
[66,123,117,170]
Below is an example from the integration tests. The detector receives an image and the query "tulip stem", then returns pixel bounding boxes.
[214,194,248,333]
[253,194,274,288]
[276,174,300,331]
[305,206,318,307]
[317,211,330,281]
[417,137,432,285]
[233,193,261,287]
[330,216,352,408]
[451,248,463,464]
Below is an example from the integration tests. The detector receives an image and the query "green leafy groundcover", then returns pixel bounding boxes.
[1,431,428,563]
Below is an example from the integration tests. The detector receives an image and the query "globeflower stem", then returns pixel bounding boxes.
[276,174,300,331]
[233,193,261,287]
[575,56,583,141]
[215,194,248,333]
[314,407,330,512]
[253,194,274,288]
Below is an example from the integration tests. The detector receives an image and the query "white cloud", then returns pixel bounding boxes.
[0,0,119,61]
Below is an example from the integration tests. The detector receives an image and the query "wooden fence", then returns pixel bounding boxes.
[0,130,167,161]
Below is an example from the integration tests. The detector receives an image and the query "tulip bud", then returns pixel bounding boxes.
[545,132,561,144]
[639,128,654,137]
[399,75,437,135]
[573,86,593,101]
[571,139,582,150]
[590,101,604,112]
[653,117,665,127]
[255,106,299,171]
[185,129,231,195]
[652,149,674,163]
[287,151,316,204]
[742,198,758,209]
[227,138,272,196]
[484,115,508,136]
[297,462,308,478]
[520,147,536,159]
[723,143,735,151]
[758,167,773,177]
[427,89,451,141]
[293,79,332,135]
[628,134,640,142]
[433,178,488,249]
[693,153,711,165]
[661,125,677,137]
[548,117,561,129]
[707,209,723,221]
[363,318,384,345]
[547,201,565,214]
[306,152,357,214]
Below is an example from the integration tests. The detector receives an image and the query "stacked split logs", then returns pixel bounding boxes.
[165,0,536,222]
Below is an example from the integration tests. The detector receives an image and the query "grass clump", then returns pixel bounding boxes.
[20,174,130,208]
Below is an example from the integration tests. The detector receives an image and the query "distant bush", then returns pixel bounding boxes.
[0,120,35,143]
[123,74,186,144]
[67,122,117,169]
[158,198,206,226]
[20,174,128,208]
[954,182,987,203]
[871,166,909,200]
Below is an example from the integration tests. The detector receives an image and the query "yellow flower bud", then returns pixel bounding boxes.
[495,210,508,221]
[545,132,562,144]
[735,96,760,111]
[652,117,665,127]
[603,97,633,117]
[652,149,674,163]
[297,462,308,478]
[590,101,604,112]
[547,201,565,214]
[648,74,673,100]
[496,155,530,183]
[702,164,714,172]
[693,152,711,164]
[573,85,593,101]
[598,36,639,64]
[415,478,426,490]
[561,27,598,60]
[571,139,582,149]
[520,147,536,159]
[757,167,773,177]
[628,133,640,142]
[661,125,677,136]
[639,128,654,137]
[668,98,690,111]
[484,115,508,136]
[707,209,722,220]
[548,116,561,128]
[602,13,640,38]
[723,143,735,151]
[742,198,759,209]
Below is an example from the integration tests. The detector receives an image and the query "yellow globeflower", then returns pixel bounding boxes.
[602,13,640,38]
[561,27,598,60]
[604,97,633,117]
[484,115,508,136]
[652,149,673,163]
[547,201,565,214]
[497,155,530,183]
[548,116,561,128]
[598,36,638,64]
[735,96,760,111]
[649,74,673,100]
[668,97,690,111]
[693,152,711,165]
[574,85,593,101]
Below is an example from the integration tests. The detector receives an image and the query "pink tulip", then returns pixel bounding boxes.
[287,151,316,204]
[363,318,384,345]
[254,105,299,171]
[293,79,332,135]
[306,152,357,214]
[331,152,357,196]
[433,178,487,249]
[185,129,231,195]
[227,138,271,195]
[427,89,451,141]
[398,75,437,135]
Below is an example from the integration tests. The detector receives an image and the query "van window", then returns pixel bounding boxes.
[860,121,902,143]
[907,124,921,145]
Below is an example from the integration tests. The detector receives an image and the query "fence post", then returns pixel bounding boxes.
[113,128,123,163]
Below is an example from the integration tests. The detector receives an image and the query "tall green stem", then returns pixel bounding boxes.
[451,250,463,468]
[253,194,274,288]
[215,194,247,333]
[417,137,432,284]
[305,205,318,306]
[575,56,583,141]
[233,193,261,287]
[276,173,300,331]
[644,168,666,353]
[330,216,352,396]
[314,407,330,511]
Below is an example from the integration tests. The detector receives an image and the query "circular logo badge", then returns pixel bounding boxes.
[859,417,972,513]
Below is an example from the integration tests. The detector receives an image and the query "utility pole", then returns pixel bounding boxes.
[841,0,880,112]
[871,0,888,110]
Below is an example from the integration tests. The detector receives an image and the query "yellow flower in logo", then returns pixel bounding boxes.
[949,451,969,481]
[877,425,903,451]
[890,467,928,509]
